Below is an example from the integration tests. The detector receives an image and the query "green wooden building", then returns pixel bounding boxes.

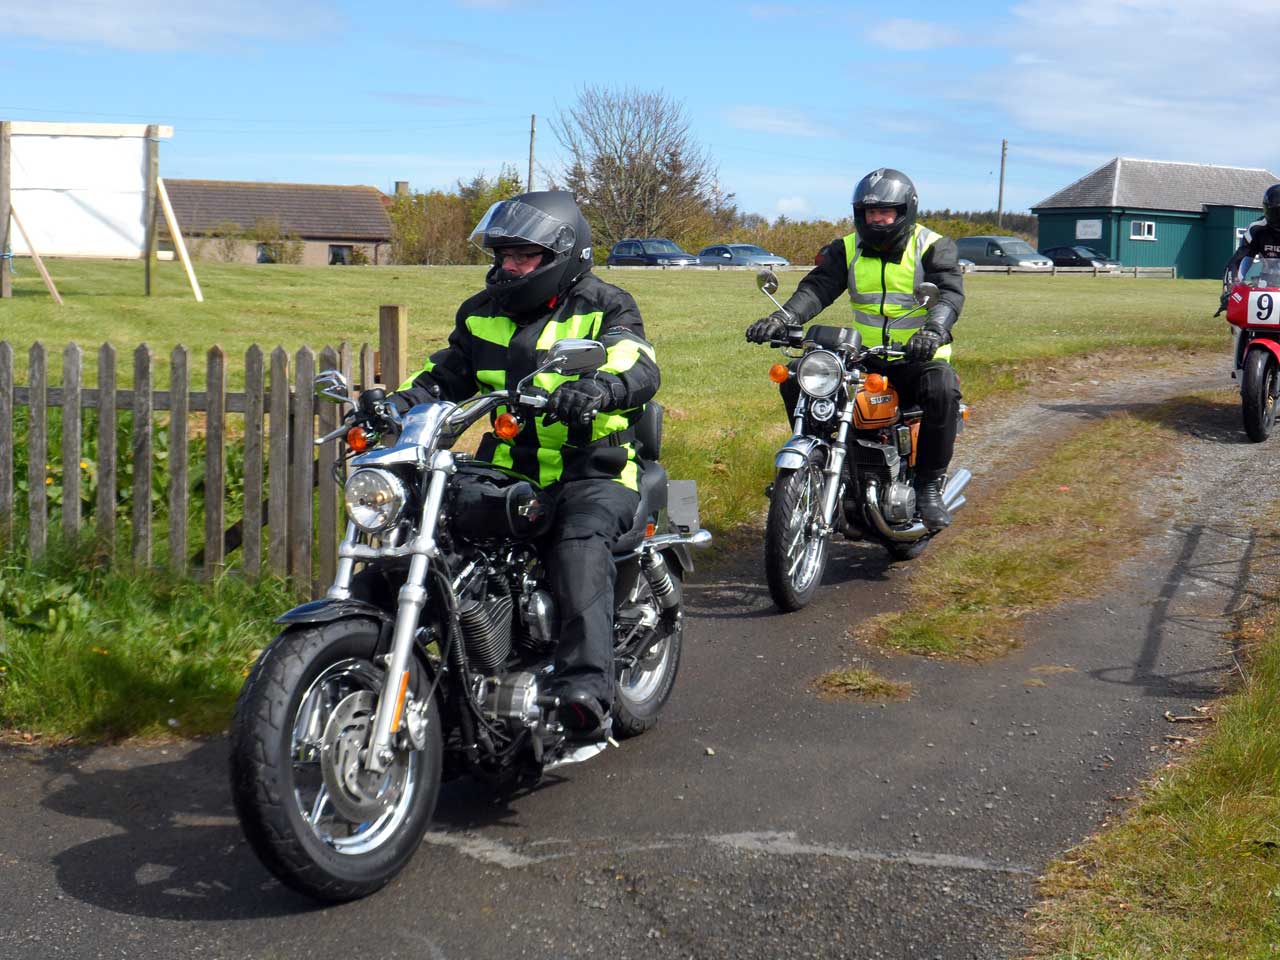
[1032,158,1279,279]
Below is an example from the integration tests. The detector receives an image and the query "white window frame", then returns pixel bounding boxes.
[1237,226,1249,248]
[1129,219,1156,241]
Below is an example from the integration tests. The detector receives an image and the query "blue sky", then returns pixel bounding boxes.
[2,0,1273,222]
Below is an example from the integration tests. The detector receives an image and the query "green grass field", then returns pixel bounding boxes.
[1,258,1226,532]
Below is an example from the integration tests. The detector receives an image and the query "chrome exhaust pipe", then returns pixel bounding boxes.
[864,481,929,543]
[942,468,971,513]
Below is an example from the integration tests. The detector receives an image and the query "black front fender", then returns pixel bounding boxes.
[274,598,393,627]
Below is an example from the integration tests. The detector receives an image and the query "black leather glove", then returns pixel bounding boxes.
[904,325,946,362]
[546,378,612,425]
[389,375,442,413]
[746,311,789,344]
[1215,288,1230,317]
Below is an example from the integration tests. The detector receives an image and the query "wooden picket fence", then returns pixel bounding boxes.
[0,305,412,596]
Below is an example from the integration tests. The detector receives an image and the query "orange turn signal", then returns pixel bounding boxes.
[961,405,971,421]
[768,363,790,384]
[346,426,371,452]
[645,522,656,537]
[494,412,521,440]
[864,373,888,393]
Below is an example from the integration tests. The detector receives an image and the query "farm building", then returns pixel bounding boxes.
[162,179,393,266]
[1032,158,1280,279]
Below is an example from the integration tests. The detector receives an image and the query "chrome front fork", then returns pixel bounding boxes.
[818,412,852,533]
[364,463,451,774]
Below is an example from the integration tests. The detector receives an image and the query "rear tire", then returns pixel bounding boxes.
[613,564,683,738]
[764,463,829,612]
[229,619,442,902]
[1242,347,1278,442]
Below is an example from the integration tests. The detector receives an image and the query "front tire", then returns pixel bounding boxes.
[229,619,442,902]
[764,463,829,612]
[1242,347,1279,442]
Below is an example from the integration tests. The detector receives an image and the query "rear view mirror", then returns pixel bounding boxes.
[543,338,606,376]
[756,270,779,295]
[917,282,939,309]
[315,369,351,404]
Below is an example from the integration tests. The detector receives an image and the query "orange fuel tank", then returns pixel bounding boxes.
[853,384,899,428]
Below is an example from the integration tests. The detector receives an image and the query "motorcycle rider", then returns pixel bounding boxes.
[746,167,965,530]
[1218,183,1280,315]
[361,191,660,739]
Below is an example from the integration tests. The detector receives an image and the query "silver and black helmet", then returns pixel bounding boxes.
[852,168,918,254]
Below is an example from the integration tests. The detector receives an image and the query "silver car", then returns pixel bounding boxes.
[697,243,790,267]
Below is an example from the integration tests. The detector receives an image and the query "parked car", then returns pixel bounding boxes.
[1040,245,1121,270]
[606,238,702,267]
[696,243,790,267]
[958,257,975,271]
[955,235,1053,270]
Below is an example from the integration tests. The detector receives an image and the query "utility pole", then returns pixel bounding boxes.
[997,138,1008,227]
[528,114,536,192]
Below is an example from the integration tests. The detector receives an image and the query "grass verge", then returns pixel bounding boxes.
[0,540,296,741]
[864,405,1187,660]
[813,667,912,703]
[1027,566,1280,958]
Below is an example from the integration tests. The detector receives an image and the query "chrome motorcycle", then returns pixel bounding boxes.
[751,271,970,611]
[229,339,709,901]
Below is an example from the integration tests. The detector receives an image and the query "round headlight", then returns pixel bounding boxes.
[344,469,408,533]
[796,350,843,398]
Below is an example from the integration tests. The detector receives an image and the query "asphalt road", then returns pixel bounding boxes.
[1,362,1265,960]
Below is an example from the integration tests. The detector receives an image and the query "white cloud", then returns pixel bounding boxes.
[0,0,340,50]
[775,196,810,216]
[984,0,1280,163]
[723,106,832,139]
[865,18,961,51]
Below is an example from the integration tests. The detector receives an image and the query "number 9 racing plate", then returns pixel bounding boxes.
[1248,290,1280,325]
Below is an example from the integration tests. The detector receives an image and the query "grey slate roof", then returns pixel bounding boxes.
[1032,158,1280,213]
[164,179,392,241]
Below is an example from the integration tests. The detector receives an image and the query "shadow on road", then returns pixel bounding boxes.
[1090,523,1279,699]
[40,739,316,921]
[1041,394,1244,445]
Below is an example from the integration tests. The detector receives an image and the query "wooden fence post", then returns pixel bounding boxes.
[360,343,375,393]
[268,347,290,578]
[243,345,265,578]
[204,346,226,580]
[28,343,47,557]
[61,343,82,539]
[132,344,153,566]
[317,345,340,593]
[168,346,189,576]
[379,305,408,389]
[97,344,117,547]
[0,341,12,543]
[289,347,315,587]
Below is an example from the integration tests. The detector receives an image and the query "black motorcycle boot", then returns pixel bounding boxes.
[554,685,611,741]
[913,475,951,532]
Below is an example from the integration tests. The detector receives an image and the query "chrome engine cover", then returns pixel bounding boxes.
[481,671,541,726]
[883,480,917,524]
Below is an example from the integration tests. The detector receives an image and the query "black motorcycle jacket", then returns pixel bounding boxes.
[398,274,660,490]
[778,232,966,335]
[1224,217,1280,285]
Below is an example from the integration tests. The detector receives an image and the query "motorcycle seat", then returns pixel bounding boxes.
[614,460,668,555]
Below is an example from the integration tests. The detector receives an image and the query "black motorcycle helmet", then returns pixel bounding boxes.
[1265,184,1280,228]
[469,190,593,316]
[852,168,919,254]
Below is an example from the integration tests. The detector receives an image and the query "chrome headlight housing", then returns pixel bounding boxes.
[796,350,843,398]
[344,469,408,533]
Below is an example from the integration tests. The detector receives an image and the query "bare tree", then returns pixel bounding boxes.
[550,87,721,247]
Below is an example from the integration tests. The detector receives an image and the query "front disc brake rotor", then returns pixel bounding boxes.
[320,690,405,823]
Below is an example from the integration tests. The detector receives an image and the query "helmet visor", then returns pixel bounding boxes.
[469,199,576,254]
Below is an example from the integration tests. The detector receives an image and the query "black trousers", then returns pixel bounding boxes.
[348,477,638,706]
[781,358,960,479]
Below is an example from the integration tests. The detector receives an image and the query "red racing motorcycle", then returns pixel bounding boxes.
[1225,257,1280,441]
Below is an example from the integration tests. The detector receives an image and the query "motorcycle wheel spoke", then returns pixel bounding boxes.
[308,784,331,824]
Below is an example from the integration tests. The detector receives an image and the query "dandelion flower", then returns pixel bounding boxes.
[45,476,53,486]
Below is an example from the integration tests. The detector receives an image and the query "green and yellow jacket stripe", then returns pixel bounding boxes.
[399,274,659,490]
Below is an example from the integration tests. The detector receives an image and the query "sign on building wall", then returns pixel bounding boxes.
[1075,219,1102,240]
[8,122,172,259]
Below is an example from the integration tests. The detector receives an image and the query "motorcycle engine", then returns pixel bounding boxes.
[883,480,916,524]
[459,571,514,672]
[481,671,540,726]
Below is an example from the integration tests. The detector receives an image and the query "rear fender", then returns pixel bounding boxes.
[775,435,827,472]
